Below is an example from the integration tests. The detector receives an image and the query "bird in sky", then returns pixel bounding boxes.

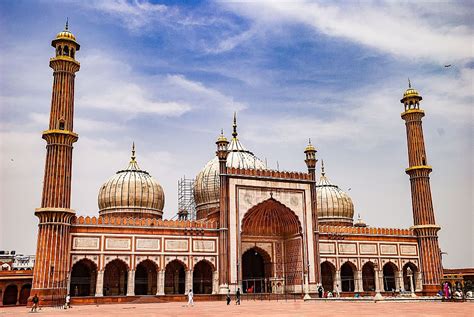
[444,64,452,67]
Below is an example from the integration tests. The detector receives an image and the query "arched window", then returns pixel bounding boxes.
[164,260,185,294]
[193,260,213,294]
[340,262,356,292]
[362,262,375,292]
[321,261,336,292]
[135,260,158,295]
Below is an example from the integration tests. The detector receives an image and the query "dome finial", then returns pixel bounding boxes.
[65,17,69,31]
[232,111,238,139]
[321,159,325,176]
[408,77,411,88]
[131,142,136,162]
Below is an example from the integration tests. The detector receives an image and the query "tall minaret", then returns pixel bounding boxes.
[400,80,442,293]
[31,22,80,305]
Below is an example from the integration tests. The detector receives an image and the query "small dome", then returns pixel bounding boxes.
[98,145,164,219]
[401,79,422,103]
[51,21,80,49]
[194,117,266,219]
[354,214,367,228]
[316,161,354,226]
[304,139,316,152]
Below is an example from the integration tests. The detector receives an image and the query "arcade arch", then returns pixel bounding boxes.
[70,258,97,297]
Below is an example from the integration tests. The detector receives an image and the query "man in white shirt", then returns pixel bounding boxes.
[187,289,194,307]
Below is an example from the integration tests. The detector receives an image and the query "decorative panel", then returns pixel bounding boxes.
[359,243,377,255]
[380,244,398,255]
[105,238,131,250]
[136,238,160,251]
[165,239,188,252]
[72,237,100,250]
[338,243,357,255]
[400,244,417,256]
[193,239,216,252]
[319,243,336,254]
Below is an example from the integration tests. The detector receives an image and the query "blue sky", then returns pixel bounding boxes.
[0,0,472,268]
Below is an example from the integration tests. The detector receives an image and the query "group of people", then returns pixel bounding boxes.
[316,283,340,298]
[226,288,241,305]
[439,282,472,300]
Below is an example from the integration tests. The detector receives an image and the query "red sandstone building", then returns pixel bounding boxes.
[11,24,450,306]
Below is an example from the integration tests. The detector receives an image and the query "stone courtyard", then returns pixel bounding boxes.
[0,300,473,317]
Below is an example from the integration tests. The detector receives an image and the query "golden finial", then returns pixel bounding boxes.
[232,111,238,139]
[408,77,411,88]
[131,142,136,162]
[65,18,69,31]
[321,159,325,176]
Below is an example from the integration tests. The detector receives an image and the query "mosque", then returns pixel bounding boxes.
[29,24,444,305]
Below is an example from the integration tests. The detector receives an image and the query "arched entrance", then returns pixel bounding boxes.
[383,262,397,291]
[70,259,97,296]
[3,285,18,305]
[362,262,375,292]
[340,262,355,292]
[321,261,335,292]
[165,260,185,294]
[242,247,272,293]
[241,198,303,293]
[19,284,31,305]
[103,259,128,296]
[403,262,418,291]
[135,260,158,295]
[193,260,213,294]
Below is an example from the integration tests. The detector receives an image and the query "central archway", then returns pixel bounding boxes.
[241,198,303,293]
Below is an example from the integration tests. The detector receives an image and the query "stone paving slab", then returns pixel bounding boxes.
[0,300,473,317]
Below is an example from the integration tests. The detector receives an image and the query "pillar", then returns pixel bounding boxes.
[354,270,363,292]
[127,270,135,296]
[335,270,341,292]
[374,270,381,293]
[212,270,219,294]
[156,270,165,295]
[95,271,104,297]
[185,270,193,294]
[395,270,402,292]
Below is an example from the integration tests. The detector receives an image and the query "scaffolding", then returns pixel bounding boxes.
[177,176,196,220]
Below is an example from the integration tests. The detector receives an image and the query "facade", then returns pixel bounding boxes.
[27,25,446,306]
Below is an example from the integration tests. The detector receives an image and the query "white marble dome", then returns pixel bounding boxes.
[194,121,265,218]
[98,146,164,219]
[316,162,354,226]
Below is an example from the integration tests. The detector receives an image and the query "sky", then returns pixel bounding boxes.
[0,0,472,268]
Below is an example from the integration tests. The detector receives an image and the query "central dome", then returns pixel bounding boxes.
[98,144,164,219]
[194,116,266,219]
[316,161,354,226]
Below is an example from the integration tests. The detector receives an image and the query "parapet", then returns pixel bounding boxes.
[72,215,217,229]
[319,225,414,236]
[226,167,311,181]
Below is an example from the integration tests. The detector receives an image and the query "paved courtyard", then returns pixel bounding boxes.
[0,300,472,317]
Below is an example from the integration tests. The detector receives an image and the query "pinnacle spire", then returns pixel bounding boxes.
[321,159,325,176]
[408,77,411,88]
[65,17,69,31]
[131,142,136,162]
[232,112,238,138]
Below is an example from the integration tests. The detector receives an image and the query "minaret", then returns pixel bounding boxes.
[31,22,80,305]
[400,80,442,293]
[304,139,321,285]
[216,129,230,293]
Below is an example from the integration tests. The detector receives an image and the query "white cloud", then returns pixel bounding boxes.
[223,1,473,63]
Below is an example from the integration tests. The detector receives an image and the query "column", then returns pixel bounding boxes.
[212,270,219,294]
[95,271,104,297]
[156,270,165,295]
[185,270,193,294]
[355,270,363,292]
[397,271,405,292]
[374,270,381,292]
[66,272,71,295]
[127,270,135,296]
[335,270,341,293]
[415,272,423,292]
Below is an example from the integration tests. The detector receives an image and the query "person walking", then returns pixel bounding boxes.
[187,289,194,307]
[226,290,231,305]
[31,294,39,312]
[236,288,241,305]
[65,294,71,309]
